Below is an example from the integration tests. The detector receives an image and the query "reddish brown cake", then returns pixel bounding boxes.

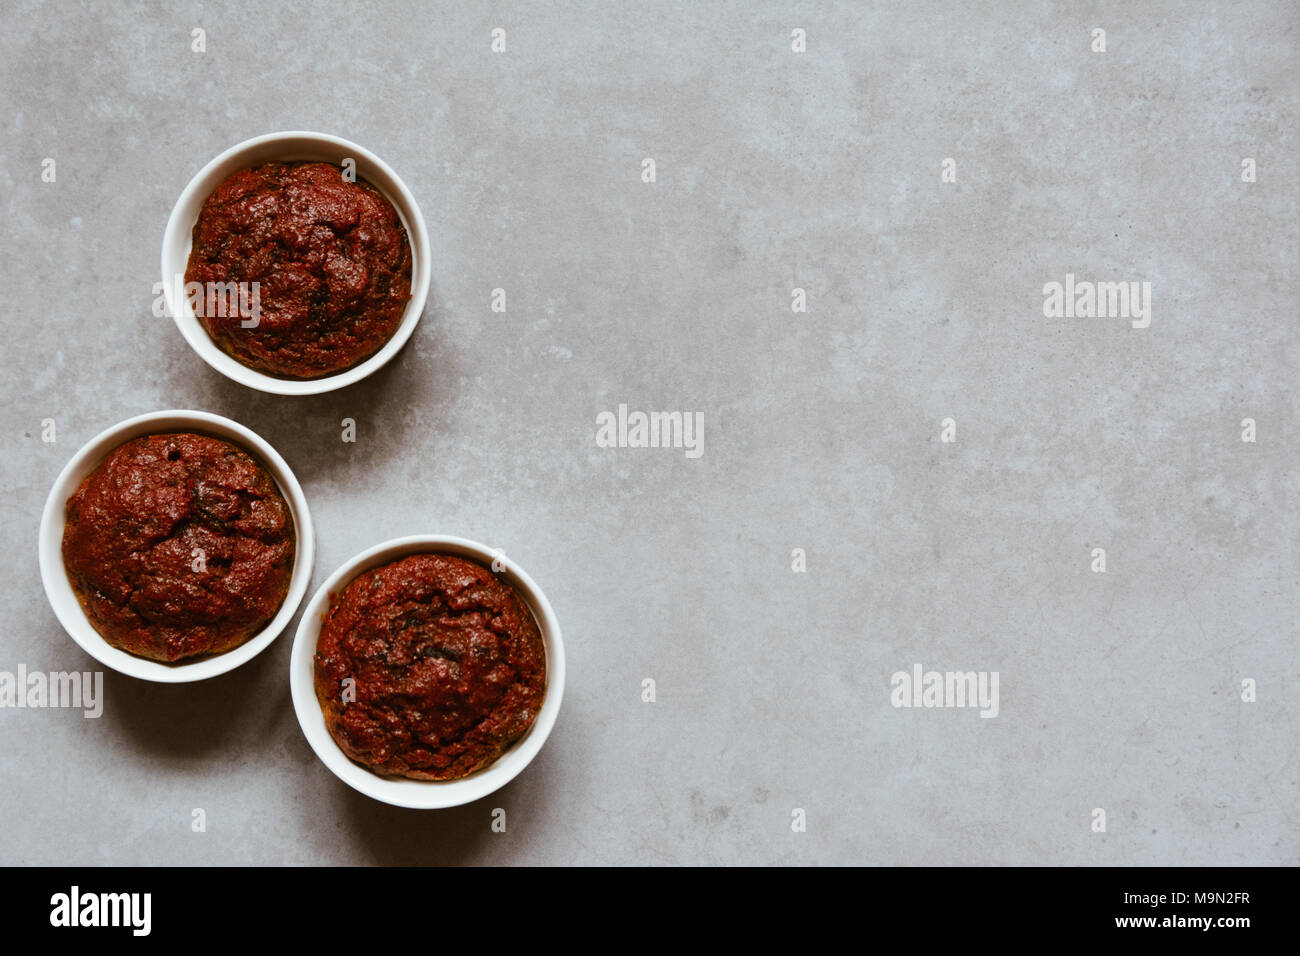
[61,433,296,663]
[314,554,547,781]
[184,160,412,379]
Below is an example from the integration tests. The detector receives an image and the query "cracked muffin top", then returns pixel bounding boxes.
[184,161,412,379]
[314,553,547,781]
[61,432,296,663]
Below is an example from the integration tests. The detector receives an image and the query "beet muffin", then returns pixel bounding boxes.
[184,161,412,379]
[62,433,296,663]
[314,554,547,781]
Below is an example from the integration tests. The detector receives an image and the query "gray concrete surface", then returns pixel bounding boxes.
[0,0,1296,865]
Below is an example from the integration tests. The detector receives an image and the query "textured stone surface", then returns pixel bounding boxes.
[0,0,1295,864]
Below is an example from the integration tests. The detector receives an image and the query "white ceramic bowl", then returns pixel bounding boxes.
[161,131,431,395]
[39,410,316,683]
[291,535,565,808]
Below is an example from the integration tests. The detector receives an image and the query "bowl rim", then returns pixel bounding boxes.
[38,409,316,683]
[160,130,431,396]
[290,535,566,809]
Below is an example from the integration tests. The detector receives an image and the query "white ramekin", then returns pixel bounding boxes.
[38,410,316,682]
[161,131,431,395]
[290,535,565,809]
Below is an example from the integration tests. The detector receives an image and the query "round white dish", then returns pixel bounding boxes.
[160,130,431,395]
[290,535,565,808]
[39,409,315,682]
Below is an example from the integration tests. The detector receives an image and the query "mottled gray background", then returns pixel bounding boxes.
[1,0,1296,865]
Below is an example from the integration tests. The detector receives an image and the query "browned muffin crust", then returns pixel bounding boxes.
[314,554,547,781]
[61,432,296,663]
[184,160,412,379]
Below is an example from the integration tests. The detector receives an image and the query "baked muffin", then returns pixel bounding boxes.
[62,432,296,662]
[314,554,547,780]
[184,161,412,379]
